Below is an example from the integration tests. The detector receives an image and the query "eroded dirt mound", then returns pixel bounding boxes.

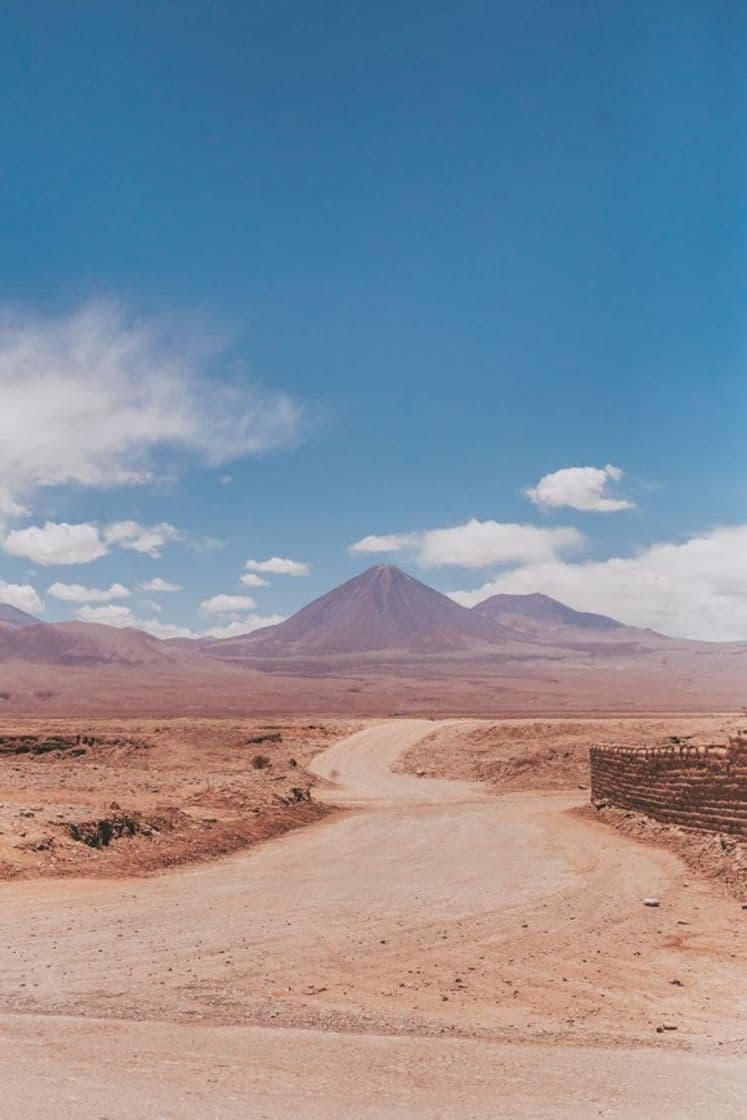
[0,717,360,879]
[398,715,746,792]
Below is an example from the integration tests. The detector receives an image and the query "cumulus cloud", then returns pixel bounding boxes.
[245,556,310,576]
[201,593,257,614]
[0,301,303,517]
[239,572,268,588]
[139,577,181,592]
[103,521,182,558]
[48,581,130,603]
[0,581,44,614]
[526,464,634,513]
[349,519,584,569]
[448,524,747,641]
[4,522,107,566]
[2,519,183,566]
[76,604,137,626]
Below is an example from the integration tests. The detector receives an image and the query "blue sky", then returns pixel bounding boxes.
[1,1,746,640]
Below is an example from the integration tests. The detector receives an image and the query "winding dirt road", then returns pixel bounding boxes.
[0,719,745,1117]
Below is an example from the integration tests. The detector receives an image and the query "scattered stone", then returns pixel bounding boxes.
[643,897,660,907]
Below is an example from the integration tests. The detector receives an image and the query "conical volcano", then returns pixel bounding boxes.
[207,564,507,657]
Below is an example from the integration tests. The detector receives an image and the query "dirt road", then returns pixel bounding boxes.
[0,719,745,1117]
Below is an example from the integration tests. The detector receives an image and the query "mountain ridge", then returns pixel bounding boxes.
[0,603,42,629]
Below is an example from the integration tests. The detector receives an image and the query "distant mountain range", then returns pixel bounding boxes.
[0,564,701,666]
[0,565,743,714]
[473,591,626,634]
[0,603,42,629]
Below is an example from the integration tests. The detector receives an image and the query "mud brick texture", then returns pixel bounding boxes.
[590,739,747,838]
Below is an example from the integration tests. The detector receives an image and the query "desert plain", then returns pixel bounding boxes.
[0,711,744,1118]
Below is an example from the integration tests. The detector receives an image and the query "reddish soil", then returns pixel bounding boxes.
[0,719,744,1118]
[397,714,746,791]
[0,716,360,879]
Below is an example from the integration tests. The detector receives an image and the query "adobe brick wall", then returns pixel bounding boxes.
[590,739,747,838]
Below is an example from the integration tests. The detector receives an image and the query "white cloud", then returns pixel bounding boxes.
[448,523,747,641]
[201,593,257,614]
[2,519,184,566]
[136,618,195,639]
[0,581,44,614]
[200,613,286,639]
[349,533,417,555]
[4,522,107,566]
[48,581,130,603]
[0,301,303,517]
[73,603,285,640]
[526,464,634,513]
[139,577,181,592]
[245,556,310,576]
[239,572,268,588]
[104,521,182,558]
[76,604,137,626]
[349,519,584,569]
[0,491,28,525]
[139,599,163,613]
[418,520,584,568]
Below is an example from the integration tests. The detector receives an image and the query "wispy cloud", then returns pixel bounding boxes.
[200,593,257,613]
[103,521,182,558]
[239,572,268,588]
[0,300,304,519]
[48,581,130,603]
[349,533,418,555]
[139,577,181,593]
[74,603,284,640]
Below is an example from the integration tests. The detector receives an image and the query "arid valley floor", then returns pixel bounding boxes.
[0,714,745,1117]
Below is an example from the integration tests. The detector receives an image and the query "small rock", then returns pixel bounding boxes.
[643,897,660,907]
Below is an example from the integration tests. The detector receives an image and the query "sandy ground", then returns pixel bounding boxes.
[0,719,745,1117]
[398,715,747,898]
[3,645,747,715]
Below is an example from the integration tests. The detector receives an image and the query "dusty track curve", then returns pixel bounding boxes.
[0,719,745,1117]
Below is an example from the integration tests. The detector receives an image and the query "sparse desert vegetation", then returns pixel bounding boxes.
[0,717,360,878]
